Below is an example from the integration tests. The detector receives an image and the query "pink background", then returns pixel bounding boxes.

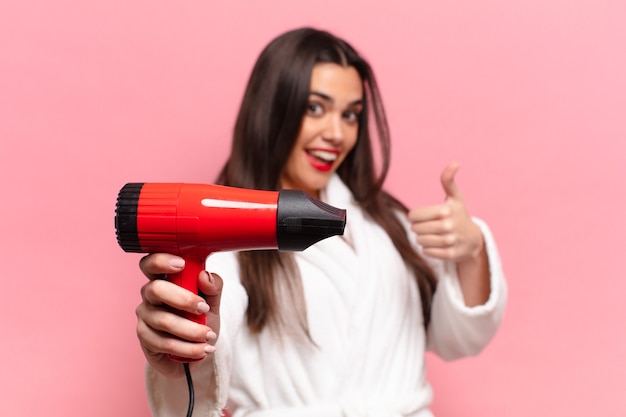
[1,0,625,415]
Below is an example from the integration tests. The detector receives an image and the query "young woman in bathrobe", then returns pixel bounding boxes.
[135,27,507,417]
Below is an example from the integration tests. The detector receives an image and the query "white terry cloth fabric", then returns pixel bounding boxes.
[146,174,507,417]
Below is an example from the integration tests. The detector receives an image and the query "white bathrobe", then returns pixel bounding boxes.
[146,175,507,417]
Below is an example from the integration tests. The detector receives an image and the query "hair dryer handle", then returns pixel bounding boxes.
[166,256,207,363]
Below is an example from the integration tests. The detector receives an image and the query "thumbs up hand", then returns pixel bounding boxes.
[408,163,484,262]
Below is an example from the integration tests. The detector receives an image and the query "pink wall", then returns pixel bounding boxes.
[1,1,625,415]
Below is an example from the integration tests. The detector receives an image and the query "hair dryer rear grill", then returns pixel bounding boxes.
[115,183,143,252]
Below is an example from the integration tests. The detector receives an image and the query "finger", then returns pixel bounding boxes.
[408,205,451,223]
[198,272,223,316]
[137,304,210,345]
[198,272,222,346]
[141,279,210,316]
[440,162,462,199]
[137,318,209,360]
[411,218,454,235]
[422,246,458,260]
[415,233,457,249]
[139,253,186,280]
[136,302,210,344]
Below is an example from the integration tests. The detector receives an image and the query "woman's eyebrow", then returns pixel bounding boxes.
[310,91,333,102]
[310,91,363,106]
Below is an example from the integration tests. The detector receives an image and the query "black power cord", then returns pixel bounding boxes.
[184,362,195,417]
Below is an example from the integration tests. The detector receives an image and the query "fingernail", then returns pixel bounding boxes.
[208,273,215,284]
[197,301,210,314]
[206,331,217,342]
[169,257,185,269]
[204,344,216,354]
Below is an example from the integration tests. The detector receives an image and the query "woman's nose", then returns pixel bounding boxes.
[321,113,345,143]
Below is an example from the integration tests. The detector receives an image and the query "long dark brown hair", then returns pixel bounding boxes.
[216,27,437,337]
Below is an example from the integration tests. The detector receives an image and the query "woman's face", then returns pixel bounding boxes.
[280,63,363,198]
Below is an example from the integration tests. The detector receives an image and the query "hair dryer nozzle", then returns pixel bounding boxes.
[276,190,347,251]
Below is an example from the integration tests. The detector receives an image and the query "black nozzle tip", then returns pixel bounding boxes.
[115,183,144,252]
[276,190,346,251]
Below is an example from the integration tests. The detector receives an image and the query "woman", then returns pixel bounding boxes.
[136,27,507,416]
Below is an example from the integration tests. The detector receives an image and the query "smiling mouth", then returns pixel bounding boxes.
[306,149,338,172]
[307,149,338,164]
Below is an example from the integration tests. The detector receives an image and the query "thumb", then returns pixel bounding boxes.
[198,271,223,316]
[440,162,462,200]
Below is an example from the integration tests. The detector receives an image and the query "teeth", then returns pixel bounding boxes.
[308,150,338,162]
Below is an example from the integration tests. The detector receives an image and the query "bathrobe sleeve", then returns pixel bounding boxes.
[145,252,247,417]
[425,217,508,361]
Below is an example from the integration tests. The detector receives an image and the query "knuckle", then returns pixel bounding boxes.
[155,312,175,332]
[440,206,452,217]
[140,254,159,274]
[442,219,454,232]
[150,279,171,298]
[149,279,163,293]
[154,253,173,270]
[136,320,146,338]
[140,253,174,278]
[138,254,151,271]
[186,345,204,359]
[140,282,152,300]
[194,327,209,342]
[160,337,178,354]
[135,304,144,319]
[181,292,198,309]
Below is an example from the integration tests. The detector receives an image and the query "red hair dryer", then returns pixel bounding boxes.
[115,182,346,322]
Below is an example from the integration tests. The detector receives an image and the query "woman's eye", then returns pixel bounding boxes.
[307,102,324,116]
[343,110,359,123]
